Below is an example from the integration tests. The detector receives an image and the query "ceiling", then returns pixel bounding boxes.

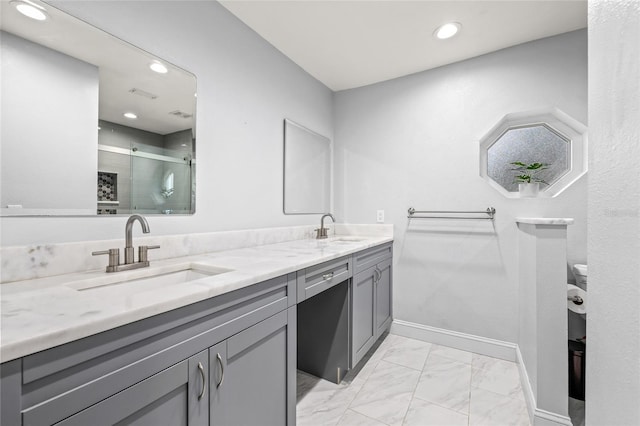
[1,0,196,135]
[219,0,588,91]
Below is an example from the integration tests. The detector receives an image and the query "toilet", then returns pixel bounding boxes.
[568,263,587,404]
[573,263,588,289]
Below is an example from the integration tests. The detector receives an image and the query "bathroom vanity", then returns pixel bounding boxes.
[0,235,392,426]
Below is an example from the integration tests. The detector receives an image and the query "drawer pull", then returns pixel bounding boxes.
[216,353,225,388]
[322,272,334,281]
[197,362,206,400]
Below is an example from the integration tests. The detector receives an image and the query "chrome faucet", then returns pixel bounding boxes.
[124,214,150,264]
[92,214,160,272]
[316,213,335,239]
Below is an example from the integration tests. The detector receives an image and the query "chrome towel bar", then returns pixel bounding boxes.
[407,207,496,220]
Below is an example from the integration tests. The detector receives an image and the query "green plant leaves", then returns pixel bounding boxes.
[510,161,550,185]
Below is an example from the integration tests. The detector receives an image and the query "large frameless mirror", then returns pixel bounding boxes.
[1,0,197,216]
[283,119,331,214]
[479,108,587,198]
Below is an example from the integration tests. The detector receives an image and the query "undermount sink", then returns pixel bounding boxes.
[332,237,367,243]
[66,263,232,292]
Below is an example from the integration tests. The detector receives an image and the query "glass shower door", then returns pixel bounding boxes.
[131,144,193,214]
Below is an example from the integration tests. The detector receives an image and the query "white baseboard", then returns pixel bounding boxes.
[534,409,573,426]
[390,319,517,361]
[516,346,573,426]
[391,320,573,426]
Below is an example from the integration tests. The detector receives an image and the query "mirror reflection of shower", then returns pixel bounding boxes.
[97,120,195,215]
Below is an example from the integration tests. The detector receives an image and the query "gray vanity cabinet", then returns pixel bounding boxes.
[1,242,392,426]
[55,350,208,426]
[210,309,295,426]
[351,243,393,367]
[375,257,392,337]
[2,273,296,426]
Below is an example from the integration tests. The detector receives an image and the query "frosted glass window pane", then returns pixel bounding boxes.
[487,124,570,192]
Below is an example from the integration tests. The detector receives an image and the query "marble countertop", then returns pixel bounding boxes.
[515,217,575,225]
[0,235,392,363]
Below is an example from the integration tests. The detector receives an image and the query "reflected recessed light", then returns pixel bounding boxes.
[124,112,137,119]
[12,0,47,21]
[149,62,168,74]
[434,22,461,40]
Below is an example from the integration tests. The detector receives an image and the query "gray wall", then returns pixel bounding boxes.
[333,30,587,343]
[587,1,640,424]
[1,0,332,245]
[1,31,98,213]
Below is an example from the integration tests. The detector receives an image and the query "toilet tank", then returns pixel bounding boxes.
[573,264,588,286]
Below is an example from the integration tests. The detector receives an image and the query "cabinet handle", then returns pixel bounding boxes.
[373,268,380,282]
[216,353,225,388]
[322,272,334,281]
[197,362,206,400]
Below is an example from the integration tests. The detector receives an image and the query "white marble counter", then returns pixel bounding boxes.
[515,217,575,225]
[0,233,392,363]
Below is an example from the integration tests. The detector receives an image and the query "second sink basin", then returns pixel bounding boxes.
[67,263,232,292]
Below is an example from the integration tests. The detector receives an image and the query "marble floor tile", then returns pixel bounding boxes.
[403,398,469,426]
[350,360,421,426]
[297,371,365,426]
[297,370,322,401]
[414,354,472,414]
[469,386,530,426]
[429,344,473,364]
[337,409,389,426]
[382,336,432,371]
[471,354,523,399]
[298,335,532,426]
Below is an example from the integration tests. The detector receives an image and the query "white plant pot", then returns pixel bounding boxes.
[519,182,540,197]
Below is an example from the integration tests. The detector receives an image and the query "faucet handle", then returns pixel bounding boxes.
[315,228,329,239]
[138,245,160,263]
[92,248,120,270]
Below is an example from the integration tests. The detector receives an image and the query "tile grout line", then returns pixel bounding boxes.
[345,409,393,426]
[409,345,475,423]
[343,342,390,425]
[400,345,434,425]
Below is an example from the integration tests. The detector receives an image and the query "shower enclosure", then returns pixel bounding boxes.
[97,120,195,215]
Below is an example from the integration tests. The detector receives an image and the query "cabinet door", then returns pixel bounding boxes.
[375,258,392,338]
[210,311,289,426]
[352,267,375,367]
[56,351,208,426]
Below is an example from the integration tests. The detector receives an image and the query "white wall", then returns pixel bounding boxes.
[334,30,587,343]
[587,1,640,424]
[0,0,333,246]
[1,32,98,214]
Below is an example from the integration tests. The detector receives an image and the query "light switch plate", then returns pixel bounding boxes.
[376,210,385,223]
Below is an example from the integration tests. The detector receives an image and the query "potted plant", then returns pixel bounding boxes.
[510,161,549,197]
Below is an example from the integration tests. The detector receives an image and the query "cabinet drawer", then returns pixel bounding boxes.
[296,256,352,302]
[353,243,392,274]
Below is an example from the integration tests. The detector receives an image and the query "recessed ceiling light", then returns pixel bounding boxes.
[124,112,137,119]
[12,0,48,21]
[434,22,461,40]
[149,62,168,74]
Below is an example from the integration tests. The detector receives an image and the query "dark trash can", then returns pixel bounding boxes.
[568,340,586,400]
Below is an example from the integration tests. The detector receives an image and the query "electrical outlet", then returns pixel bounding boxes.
[376,210,385,223]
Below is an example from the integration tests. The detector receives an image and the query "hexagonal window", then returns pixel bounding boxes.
[479,108,587,198]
